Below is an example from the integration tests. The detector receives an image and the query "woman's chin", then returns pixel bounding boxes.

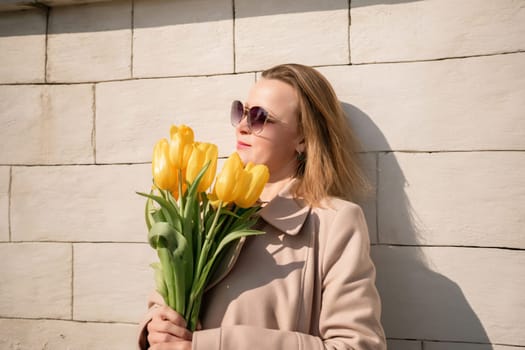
[236,149,251,164]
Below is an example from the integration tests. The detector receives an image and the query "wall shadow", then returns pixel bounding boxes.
[342,102,492,346]
[0,0,424,36]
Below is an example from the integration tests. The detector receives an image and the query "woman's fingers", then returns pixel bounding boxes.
[147,329,179,344]
[147,305,193,346]
[148,318,193,341]
[154,305,187,327]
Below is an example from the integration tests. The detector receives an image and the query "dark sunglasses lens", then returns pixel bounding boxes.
[231,100,243,126]
[248,107,268,133]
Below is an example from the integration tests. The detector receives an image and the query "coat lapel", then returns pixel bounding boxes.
[205,179,311,291]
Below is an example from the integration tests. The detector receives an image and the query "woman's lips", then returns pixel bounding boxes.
[236,141,251,150]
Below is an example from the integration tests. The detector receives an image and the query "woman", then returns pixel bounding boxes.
[138,64,386,349]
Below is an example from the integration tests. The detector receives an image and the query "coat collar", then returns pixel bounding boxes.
[204,179,310,292]
[259,178,311,236]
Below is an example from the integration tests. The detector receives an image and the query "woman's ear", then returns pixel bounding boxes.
[296,139,306,154]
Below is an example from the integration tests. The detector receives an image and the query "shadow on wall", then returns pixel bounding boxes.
[0,0,425,36]
[343,102,493,347]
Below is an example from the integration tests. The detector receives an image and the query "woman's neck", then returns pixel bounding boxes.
[260,176,293,203]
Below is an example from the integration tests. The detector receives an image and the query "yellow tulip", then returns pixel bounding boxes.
[214,152,244,203]
[171,173,187,200]
[206,190,223,208]
[152,138,178,191]
[234,163,270,208]
[186,142,218,193]
[169,125,194,169]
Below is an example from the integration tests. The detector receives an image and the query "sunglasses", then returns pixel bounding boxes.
[230,100,278,134]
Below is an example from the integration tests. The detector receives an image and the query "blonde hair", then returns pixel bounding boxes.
[261,63,370,207]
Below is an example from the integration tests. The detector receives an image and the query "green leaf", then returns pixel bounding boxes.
[213,229,264,261]
[150,262,168,301]
[157,247,176,309]
[145,195,156,231]
[152,209,166,223]
[148,221,177,251]
[150,222,192,315]
[137,191,182,227]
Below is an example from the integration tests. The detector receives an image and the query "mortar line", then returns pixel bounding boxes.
[349,49,524,66]
[8,166,12,242]
[0,162,151,167]
[92,84,97,164]
[0,149,523,168]
[0,315,138,325]
[44,6,50,83]
[0,149,523,167]
[421,339,525,348]
[347,0,351,64]
[1,49,523,86]
[130,0,135,78]
[9,240,149,244]
[4,239,520,251]
[364,149,525,154]
[387,337,525,348]
[232,0,236,73]
[71,243,74,320]
[373,243,525,251]
[374,152,379,244]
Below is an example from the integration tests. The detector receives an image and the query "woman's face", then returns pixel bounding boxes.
[235,78,303,182]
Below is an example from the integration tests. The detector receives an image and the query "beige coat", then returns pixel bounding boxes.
[138,180,386,349]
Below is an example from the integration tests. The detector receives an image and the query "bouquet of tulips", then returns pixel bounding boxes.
[138,125,269,331]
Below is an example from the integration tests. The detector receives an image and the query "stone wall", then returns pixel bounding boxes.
[0,0,524,349]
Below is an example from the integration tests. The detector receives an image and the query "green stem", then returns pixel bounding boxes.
[172,253,185,315]
[158,247,176,309]
[195,200,222,284]
[221,205,238,240]
[187,287,204,331]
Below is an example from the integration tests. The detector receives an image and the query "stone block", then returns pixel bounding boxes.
[11,164,151,242]
[319,53,525,151]
[350,0,525,63]
[372,246,525,345]
[0,1,36,11]
[0,242,71,318]
[73,243,156,322]
[0,10,46,83]
[235,0,349,72]
[96,73,255,163]
[133,0,233,77]
[0,318,137,350]
[0,167,9,241]
[377,152,525,248]
[387,339,421,350]
[0,84,94,165]
[47,0,131,82]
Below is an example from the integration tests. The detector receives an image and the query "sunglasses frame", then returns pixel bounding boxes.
[230,100,278,135]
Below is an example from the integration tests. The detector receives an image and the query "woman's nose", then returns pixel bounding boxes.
[236,113,251,134]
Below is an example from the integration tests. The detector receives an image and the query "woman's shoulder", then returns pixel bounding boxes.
[310,196,369,239]
[313,196,364,218]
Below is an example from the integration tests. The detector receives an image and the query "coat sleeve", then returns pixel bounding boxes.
[192,203,386,350]
[137,291,165,350]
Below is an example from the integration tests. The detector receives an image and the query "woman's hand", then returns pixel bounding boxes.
[147,305,193,350]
